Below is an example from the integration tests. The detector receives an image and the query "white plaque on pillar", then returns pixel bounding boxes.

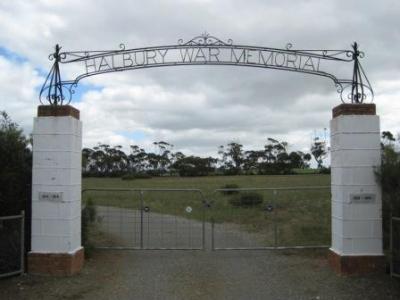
[39,192,64,202]
[350,193,376,204]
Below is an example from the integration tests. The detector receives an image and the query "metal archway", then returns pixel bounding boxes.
[40,33,373,106]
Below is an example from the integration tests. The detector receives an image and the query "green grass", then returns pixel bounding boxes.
[82,174,331,247]
[83,174,330,191]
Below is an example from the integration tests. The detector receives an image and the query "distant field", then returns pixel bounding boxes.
[83,174,330,192]
[83,175,331,247]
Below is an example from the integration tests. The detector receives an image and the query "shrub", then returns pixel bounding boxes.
[375,141,400,250]
[221,183,240,195]
[134,173,152,179]
[121,173,152,180]
[121,174,136,180]
[0,111,32,216]
[229,192,263,207]
[319,167,331,174]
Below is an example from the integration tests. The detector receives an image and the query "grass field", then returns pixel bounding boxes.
[82,174,331,247]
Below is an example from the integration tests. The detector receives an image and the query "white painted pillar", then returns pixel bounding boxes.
[329,104,384,274]
[28,106,83,275]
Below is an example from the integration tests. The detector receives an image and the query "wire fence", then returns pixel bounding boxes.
[0,212,25,278]
[210,187,331,250]
[82,187,330,251]
[82,189,206,250]
[391,216,400,278]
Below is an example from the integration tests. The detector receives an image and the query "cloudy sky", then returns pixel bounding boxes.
[0,0,399,160]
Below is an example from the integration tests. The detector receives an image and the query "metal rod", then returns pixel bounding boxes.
[0,270,25,279]
[20,210,25,274]
[211,217,215,251]
[94,246,203,250]
[213,245,330,251]
[0,214,25,221]
[214,186,330,192]
[391,213,394,277]
[273,190,278,248]
[140,191,144,249]
[202,200,206,251]
[82,188,205,193]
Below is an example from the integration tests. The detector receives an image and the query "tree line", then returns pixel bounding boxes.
[82,138,327,177]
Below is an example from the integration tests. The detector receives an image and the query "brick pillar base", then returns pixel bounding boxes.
[328,249,385,275]
[28,247,84,276]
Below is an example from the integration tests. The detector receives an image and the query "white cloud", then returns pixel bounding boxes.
[0,56,42,134]
[0,0,399,158]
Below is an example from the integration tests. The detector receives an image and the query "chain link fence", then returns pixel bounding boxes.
[0,212,25,278]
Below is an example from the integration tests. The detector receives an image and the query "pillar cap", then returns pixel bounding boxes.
[38,105,80,120]
[332,103,376,119]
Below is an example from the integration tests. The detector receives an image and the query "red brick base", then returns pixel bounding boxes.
[38,105,80,120]
[332,103,376,118]
[28,247,84,276]
[328,249,385,275]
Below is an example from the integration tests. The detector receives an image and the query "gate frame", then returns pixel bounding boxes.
[82,188,207,250]
[210,186,331,251]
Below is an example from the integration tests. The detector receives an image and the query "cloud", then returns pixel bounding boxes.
[0,0,399,159]
[0,55,42,134]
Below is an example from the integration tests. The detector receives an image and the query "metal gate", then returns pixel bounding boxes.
[82,186,330,251]
[210,187,330,250]
[82,189,206,250]
[0,212,25,278]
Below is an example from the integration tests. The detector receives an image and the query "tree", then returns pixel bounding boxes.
[243,150,264,174]
[172,156,216,177]
[87,144,128,176]
[289,151,312,169]
[128,145,147,173]
[382,131,395,143]
[258,138,291,174]
[0,111,32,215]
[218,142,244,175]
[375,131,400,249]
[311,137,327,169]
[82,147,95,174]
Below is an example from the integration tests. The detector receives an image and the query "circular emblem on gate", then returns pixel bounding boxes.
[143,206,150,212]
[185,206,192,213]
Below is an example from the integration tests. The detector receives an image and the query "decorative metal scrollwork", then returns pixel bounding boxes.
[39,44,74,105]
[178,32,233,46]
[39,34,374,106]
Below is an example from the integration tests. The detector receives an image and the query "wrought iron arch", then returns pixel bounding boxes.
[39,33,373,106]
